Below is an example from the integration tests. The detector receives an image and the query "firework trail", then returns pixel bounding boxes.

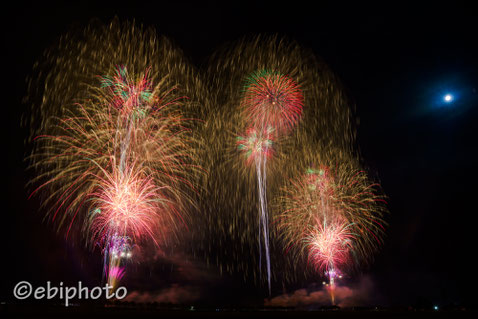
[237,70,304,295]
[275,150,387,303]
[25,20,203,288]
[237,126,274,291]
[236,126,274,284]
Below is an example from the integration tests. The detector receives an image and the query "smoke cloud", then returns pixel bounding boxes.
[265,275,376,308]
[124,284,201,304]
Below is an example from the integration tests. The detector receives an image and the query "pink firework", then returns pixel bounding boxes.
[107,265,126,283]
[88,162,172,248]
[305,217,355,275]
[242,70,304,135]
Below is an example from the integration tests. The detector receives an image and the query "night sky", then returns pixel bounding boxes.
[3,0,478,310]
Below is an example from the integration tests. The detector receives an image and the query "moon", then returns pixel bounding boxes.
[444,94,453,103]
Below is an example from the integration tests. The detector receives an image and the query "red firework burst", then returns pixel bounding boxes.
[242,70,303,135]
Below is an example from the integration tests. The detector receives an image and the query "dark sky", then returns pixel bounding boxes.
[3,0,478,308]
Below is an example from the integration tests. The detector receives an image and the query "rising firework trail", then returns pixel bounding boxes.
[237,126,274,292]
[238,70,304,295]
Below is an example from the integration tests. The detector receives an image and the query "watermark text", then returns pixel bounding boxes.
[13,281,127,307]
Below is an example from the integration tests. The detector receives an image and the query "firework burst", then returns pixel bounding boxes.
[305,217,355,274]
[241,70,304,135]
[275,151,387,302]
[304,216,356,304]
[28,60,200,288]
